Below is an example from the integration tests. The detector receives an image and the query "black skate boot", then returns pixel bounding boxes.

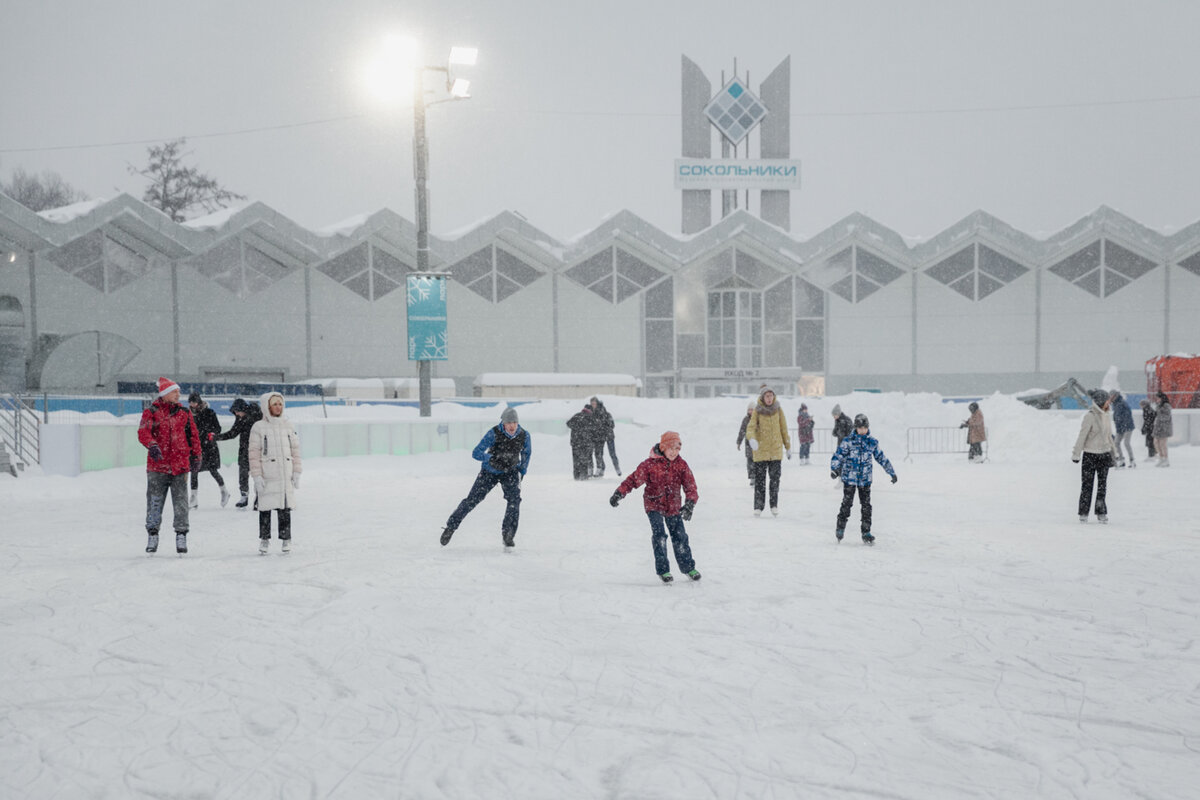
[146,533,159,554]
[440,526,456,546]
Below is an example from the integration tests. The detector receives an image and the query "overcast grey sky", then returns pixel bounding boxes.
[4,0,1200,240]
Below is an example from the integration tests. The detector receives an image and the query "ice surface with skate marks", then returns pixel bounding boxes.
[1,394,1197,798]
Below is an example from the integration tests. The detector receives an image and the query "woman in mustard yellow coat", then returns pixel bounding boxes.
[745,386,791,516]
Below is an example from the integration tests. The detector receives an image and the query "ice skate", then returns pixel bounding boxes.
[1079,515,1088,523]
[235,492,249,509]
[188,492,198,509]
[281,539,291,554]
[502,530,515,550]
[220,485,231,507]
[146,533,159,554]
[770,506,779,517]
[1098,515,1109,524]
[175,533,187,554]
[259,538,269,555]
[752,509,762,518]
[862,533,875,546]
[835,529,844,542]
[659,572,674,583]
[440,526,455,546]
[686,569,701,581]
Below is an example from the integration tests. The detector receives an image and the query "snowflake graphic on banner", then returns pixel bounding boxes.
[407,276,435,305]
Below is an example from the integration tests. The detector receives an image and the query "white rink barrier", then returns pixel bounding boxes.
[38,417,570,477]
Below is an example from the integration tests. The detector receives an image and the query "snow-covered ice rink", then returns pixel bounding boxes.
[2,394,1198,799]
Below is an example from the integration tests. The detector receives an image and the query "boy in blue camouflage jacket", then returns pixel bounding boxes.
[830,413,897,545]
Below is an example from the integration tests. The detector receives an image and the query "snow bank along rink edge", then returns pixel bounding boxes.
[2,393,1198,799]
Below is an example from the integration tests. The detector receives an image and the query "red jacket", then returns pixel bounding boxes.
[137,399,201,476]
[617,445,698,516]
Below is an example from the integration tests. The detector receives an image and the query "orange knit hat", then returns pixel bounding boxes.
[659,431,681,448]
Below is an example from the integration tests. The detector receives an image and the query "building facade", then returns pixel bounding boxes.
[1,192,1197,397]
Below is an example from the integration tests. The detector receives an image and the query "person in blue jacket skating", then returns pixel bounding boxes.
[441,406,532,550]
[830,413,897,545]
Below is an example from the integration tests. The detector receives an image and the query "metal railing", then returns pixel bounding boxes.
[0,393,40,468]
[905,426,987,461]
[791,427,838,454]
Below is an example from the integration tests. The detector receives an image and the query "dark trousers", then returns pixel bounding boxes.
[743,444,754,480]
[606,437,621,474]
[968,442,983,459]
[237,457,250,496]
[798,442,811,459]
[591,442,606,473]
[447,469,522,538]
[259,508,292,539]
[190,463,225,491]
[571,445,591,480]
[837,483,873,534]
[146,471,190,534]
[1145,434,1156,458]
[647,511,695,576]
[753,459,782,510]
[1078,452,1110,517]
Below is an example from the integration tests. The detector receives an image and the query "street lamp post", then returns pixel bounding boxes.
[407,45,476,417]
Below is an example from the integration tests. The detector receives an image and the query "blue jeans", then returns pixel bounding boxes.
[647,511,695,576]
[446,469,522,538]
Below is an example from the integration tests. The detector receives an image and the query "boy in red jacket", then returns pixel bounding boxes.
[609,431,701,583]
[137,377,201,555]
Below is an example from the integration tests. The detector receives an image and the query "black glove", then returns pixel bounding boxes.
[681,499,695,521]
[609,491,622,508]
[148,444,162,461]
[1072,458,1080,464]
[830,470,839,480]
[891,474,898,484]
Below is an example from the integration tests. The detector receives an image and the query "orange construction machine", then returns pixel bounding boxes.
[1145,355,1200,409]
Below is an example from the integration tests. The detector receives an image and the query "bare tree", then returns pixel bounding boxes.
[129,138,245,222]
[1,167,90,212]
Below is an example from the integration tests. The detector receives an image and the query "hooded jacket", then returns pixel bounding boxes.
[746,390,791,462]
[616,444,698,516]
[1072,403,1117,461]
[831,431,895,487]
[248,392,302,510]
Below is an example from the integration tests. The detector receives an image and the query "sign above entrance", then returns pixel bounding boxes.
[674,159,802,190]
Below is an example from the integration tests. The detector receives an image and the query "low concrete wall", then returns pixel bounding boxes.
[40,417,568,476]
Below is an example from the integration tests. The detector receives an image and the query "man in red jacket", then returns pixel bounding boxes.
[609,431,702,583]
[137,377,201,554]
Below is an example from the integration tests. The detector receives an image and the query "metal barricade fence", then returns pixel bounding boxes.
[0,393,40,468]
[905,426,987,461]
[791,427,837,454]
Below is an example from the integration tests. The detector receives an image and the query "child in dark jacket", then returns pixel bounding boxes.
[830,413,897,545]
[610,431,701,583]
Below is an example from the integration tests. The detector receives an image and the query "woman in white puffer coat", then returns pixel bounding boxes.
[249,391,302,554]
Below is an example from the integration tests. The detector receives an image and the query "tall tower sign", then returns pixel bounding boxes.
[678,56,799,234]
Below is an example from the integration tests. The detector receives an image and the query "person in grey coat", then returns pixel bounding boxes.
[1152,391,1173,467]
[1108,391,1135,468]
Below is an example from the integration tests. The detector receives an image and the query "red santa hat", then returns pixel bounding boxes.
[156,377,181,398]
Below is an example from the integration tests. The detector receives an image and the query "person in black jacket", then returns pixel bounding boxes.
[187,392,230,508]
[831,404,853,450]
[589,397,618,477]
[566,404,596,480]
[216,397,262,508]
[1139,398,1157,460]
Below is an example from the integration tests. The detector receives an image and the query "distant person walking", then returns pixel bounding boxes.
[1109,391,1135,468]
[441,407,532,550]
[1152,391,1173,467]
[735,400,756,485]
[566,403,596,480]
[249,391,302,554]
[1073,389,1118,523]
[216,397,262,508]
[138,377,201,555]
[187,392,230,507]
[609,431,701,583]
[1139,398,1157,460]
[960,402,986,462]
[745,386,791,517]
[795,403,814,464]
[831,405,853,450]
[589,397,617,477]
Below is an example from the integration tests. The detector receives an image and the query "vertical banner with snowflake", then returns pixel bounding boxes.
[406,274,448,361]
